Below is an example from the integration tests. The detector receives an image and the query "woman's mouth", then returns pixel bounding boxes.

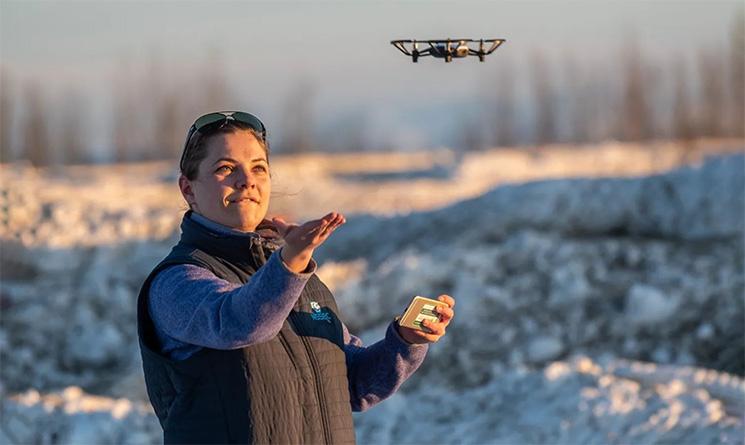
[228,197,259,204]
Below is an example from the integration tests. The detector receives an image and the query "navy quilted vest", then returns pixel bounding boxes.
[137,212,356,444]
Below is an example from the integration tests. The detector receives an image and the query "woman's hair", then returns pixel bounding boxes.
[180,122,270,180]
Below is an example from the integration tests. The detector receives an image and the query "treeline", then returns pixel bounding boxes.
[479,12,744,150]
[0,50,233,166]
[0,15,743,165]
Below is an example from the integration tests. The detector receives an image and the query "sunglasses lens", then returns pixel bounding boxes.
[193,113,228,131]
[232,112,266,136]
[191,111,266,140]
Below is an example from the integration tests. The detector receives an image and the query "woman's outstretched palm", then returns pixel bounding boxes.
[272,212,345,272]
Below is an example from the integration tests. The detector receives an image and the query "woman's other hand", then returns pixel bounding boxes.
[397,295,455,345]
[272,212,346,273]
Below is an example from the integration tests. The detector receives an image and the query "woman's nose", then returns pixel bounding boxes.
[235,169,256,189]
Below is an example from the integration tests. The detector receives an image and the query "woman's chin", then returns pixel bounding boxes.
[232,216,262,233]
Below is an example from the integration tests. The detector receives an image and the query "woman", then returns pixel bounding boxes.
[137,111,455,444]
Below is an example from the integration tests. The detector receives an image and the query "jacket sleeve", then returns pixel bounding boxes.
[148,248,315,351]
[343,321,428,411]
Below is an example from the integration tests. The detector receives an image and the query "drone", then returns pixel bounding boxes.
[390,38,506,63]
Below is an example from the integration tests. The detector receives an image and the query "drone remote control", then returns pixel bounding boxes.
[398,296,449,332]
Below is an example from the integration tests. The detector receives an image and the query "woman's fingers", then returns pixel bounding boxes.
[271,216,287,232]
[318,212,344,229]
[271,216,297,238]
[319,212,339,226]
[280,212,346,248]
[422,319,446,336]
[435,306,454,324]
[318,213,343,234]
[317,213,345,238]
[398,319,449,344]
[437,294,455,309]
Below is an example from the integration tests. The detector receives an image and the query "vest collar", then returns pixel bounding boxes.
[180,210,271,268]
[189,211,261,239]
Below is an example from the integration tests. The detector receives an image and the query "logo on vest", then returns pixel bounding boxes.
[310,301,332,323]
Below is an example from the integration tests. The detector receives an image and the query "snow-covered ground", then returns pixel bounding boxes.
[0,141,743,443]
[3,356,742,444]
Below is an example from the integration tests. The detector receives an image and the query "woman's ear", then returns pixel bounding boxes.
[178,175,196,209]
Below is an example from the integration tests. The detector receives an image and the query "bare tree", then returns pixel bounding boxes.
[492,56,516,147]
[563,53,593,144]
[619,42,652,141]
[531,50,557,145]
[459,113,484,152]
[201,49,230,113]
[147,50,182,160]
[0,67,13,163]
[643,60,668,140]
[280,79,316,153]
[580,65,614,143]
[729,8,744,137]
[697,48,726,137]
[59,89,87,164]
[145,50,162,160]
[21,82,50,167]
[155,90,183,160]
[112,55,137,162]
[331,109,368,152]
[672,58,697,142]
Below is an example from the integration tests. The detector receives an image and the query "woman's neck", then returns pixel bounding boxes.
[189,211,258,238]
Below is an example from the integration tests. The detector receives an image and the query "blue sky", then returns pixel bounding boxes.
[1,1,741,154]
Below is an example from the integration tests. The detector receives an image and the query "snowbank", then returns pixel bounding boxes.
[320,154,744,377]
[318,154,744,266]
[1,386,160,444]
[2,356,741,444]
[0,152,742,443]
[354,356,744,444]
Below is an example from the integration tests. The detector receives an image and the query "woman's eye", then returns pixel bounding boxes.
[253,165,267,173]
[216,165,234,174]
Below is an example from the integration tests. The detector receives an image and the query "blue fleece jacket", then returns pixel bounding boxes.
[147,212,428,411]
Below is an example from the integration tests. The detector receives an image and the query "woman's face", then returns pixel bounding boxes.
[179,130,271,232]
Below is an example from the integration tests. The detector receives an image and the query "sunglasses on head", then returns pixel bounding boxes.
[180,111,267,172]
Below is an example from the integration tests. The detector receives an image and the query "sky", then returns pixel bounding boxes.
[0,0,742,155]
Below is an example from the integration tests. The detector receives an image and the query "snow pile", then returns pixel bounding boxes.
[321,154,744,378]
[354,355,744,444]
[1,239,172,394]
[323,229,742,385]
[1,386,160,444]
[2,356,742,444]
[0,152,743,443]
[0,163,180,248]
[319,154,744,265]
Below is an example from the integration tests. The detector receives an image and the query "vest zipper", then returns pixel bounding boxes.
[288,316,333,444]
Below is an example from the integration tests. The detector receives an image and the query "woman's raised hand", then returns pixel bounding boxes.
[272,212,346,273]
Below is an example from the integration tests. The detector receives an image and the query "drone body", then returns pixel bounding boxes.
[391,38,506,63]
